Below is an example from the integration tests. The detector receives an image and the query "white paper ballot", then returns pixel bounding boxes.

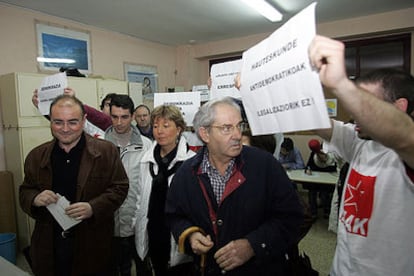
[38,72,68,115]
[46,195,81,231]
[210,59,242,100]
[240,2,330,135]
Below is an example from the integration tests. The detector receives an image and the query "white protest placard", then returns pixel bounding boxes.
[192,84,210,102]
[38,72,68,115]
[154,92,200,126]
[240,2,330,135]
[210,59,242,100]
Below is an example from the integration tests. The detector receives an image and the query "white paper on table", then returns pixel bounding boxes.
[38,72,68,115]
[210,59,242,100]
[46,195,81,231]
[239,2,330,135]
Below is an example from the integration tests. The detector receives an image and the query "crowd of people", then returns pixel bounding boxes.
[20,33,414,276]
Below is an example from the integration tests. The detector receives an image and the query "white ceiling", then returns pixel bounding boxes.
[2,0,414,46]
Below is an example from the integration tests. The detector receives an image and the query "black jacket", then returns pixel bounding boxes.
[166,146,304,275]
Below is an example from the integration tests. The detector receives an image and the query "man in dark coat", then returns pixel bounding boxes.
[166,97,303,275]
[20,95,129,276]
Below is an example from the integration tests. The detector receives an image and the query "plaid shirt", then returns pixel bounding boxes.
[201,149,235,204]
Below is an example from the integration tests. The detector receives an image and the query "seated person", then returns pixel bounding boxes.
[278,137,305,170]
[306,139,337,172]
[306,139,337,219]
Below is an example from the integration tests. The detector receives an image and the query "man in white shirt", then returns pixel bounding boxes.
[309,35,414,275]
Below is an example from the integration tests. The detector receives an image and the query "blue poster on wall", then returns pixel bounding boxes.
[42,33,89,70]
[36,23,91,74]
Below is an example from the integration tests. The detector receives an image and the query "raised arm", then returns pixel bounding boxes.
[59,88,112,131]
[309,35,414,168]
[83,105,112,131]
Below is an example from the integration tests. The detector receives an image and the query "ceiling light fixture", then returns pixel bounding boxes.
[240,0,283,22]
[37,57,76,64]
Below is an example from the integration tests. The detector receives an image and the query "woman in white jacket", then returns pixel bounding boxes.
[134,105,195,276]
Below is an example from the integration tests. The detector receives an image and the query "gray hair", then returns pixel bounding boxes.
[193,97,241,140]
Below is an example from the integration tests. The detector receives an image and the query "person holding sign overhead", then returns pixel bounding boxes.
[309,35,414,275]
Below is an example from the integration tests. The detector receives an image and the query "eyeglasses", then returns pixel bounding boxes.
[209,122,249,135]
[51,119,81,128]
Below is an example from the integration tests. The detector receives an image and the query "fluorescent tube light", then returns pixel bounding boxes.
[37,57,76,64]
[240,0,283,22]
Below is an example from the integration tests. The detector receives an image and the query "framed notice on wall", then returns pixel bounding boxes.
[326,98,337,117]
[124,63,158,100]
[36,22,92,74]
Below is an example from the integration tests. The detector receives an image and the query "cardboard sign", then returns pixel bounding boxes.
[240,3,330,134]
[210,59,242,100]
[154,92,200,126]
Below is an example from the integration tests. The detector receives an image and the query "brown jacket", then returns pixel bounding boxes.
[20,133,129,276]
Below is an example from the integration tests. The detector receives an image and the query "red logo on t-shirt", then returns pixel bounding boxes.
[340,168,376,237]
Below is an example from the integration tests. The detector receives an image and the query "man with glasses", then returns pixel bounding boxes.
[20,94,129,276]
[166,97,304,275]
